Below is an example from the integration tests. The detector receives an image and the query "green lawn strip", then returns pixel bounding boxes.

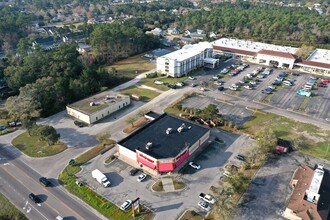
[141,76,188,91]
[0,192,28,220]
[298,97,310,111]
[59,143,153,220]
[12,132,67,157]
[119,86,160,102]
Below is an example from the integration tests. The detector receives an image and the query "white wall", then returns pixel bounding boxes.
[189,130,210,155]
[118,145,137,161]
[66,106,91,124]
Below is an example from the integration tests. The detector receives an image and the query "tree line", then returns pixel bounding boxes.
[177,2,330,45]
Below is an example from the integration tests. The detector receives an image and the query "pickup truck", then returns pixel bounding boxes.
[199,193,216,204]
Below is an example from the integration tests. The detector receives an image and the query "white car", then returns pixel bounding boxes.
[120,200,132,211]
[189,162,200,170]
[199,193,216,204]
[154,80,164,85]
[198,201,211,212]
[244,85,253,90]
[249,81,256,85]
[137,173,147,182]
[199,87,205,92]
[188,76,196,80]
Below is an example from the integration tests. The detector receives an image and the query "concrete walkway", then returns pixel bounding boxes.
[136,83,164,94]
[161,177,175,192]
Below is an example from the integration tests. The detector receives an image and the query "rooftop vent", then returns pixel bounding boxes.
[177,123,186,133]
[166,128,173,135]
[146,142,152,150]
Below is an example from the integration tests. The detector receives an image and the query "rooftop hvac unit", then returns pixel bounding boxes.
[166,128,173,135]
[90,102,95,106]
[146,142,152,150]
[177,123,186,133]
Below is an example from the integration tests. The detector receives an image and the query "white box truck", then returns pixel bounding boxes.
[92,169,111,187]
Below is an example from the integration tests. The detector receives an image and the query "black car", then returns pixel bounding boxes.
[29,193,41,203]
[74,120,84,128]
[292,72,300,76]
[272,80,281,86]
[39,177,51,187]
[236,154,246,162]
[129,168,139,176]
[218,86,224,91]
[279,72,288,78]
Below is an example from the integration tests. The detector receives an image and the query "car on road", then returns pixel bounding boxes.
[236,154,246,162]
[39,177,51,187]
[29,193,41,204]
[129,168,139,176]
[74,120,84,128]
[189,162,200,170]
[198,201,211,212]
[137,173,147,182]
[199,193,216,204]
[120,200,132,211]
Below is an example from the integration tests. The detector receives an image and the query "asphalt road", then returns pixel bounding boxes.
[0,144,105,220]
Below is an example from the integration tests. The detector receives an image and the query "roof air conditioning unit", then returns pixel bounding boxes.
[166,128,173,135]
[146,142,152,150]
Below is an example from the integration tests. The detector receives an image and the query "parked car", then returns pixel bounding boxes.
[199,87,205,92]
[189,162,200,170]
[235,154,246,162]
[129,168,139,176]
[249,81,257,85]
[137,173,147,182]
[39,177,51,187]
[74,120,84,127]
[310,76,318,80]
[317,83,326,87]
[292,72,300,76]
[199,193,216,204]
[8,121,22,127]
[191,83,197,87]
[120,200,132,211]
[0,125,6,130]
[244,85,253,90]
[188,76,196,80]
[218,86,224,91]
[198,201,211,212]
[279,72,288,78]
[321,79,329,83]
[272,80,281,86]
[29,193,41,204]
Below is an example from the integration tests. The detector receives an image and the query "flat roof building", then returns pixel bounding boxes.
[117,113,210,175]
[212,38,330,75]
[66,91,130,124]
[156,42,213,77]
[283,165,330,220]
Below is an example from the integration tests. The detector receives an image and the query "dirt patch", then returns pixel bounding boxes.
[291,128,325,143]
[123,117,149,134]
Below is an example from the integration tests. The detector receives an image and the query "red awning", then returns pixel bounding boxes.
[137,157,156,169]
[175,151,190,168]
[158,162,174,172]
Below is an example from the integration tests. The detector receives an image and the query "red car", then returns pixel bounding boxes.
[321,79,329,83]
[317,83,326,87]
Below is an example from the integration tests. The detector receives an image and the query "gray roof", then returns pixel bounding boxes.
[118,114,209,159]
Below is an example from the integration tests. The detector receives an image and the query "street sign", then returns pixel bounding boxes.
[69,159,75,166]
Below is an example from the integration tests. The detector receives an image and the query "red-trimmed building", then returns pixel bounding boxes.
[117,113,210,175]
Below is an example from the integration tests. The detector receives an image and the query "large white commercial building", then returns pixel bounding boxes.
[212,38,330,75]
[156,42,215,77]
[66,91,130,124]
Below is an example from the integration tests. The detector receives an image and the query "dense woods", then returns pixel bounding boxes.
[90,23,159,64]
[177,3,330,45]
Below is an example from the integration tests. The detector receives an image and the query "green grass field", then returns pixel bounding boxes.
[0,192,28,220]
[141,75,188,91]
[120,86,160,102]
[105,54,156,79]
[12,132,67,157]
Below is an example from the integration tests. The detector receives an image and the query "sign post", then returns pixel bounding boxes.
[131,197,140,217]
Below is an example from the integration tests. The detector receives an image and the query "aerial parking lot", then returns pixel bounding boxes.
[187,60,330,121]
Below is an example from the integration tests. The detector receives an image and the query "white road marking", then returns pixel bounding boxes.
[26,206,31,213]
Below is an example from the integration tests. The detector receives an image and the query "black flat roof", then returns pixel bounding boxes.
[118,114,209,159]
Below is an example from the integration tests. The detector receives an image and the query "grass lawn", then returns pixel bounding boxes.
[59,143,154,220]
[299,97,310,111]
[12,132,67,157]
[0,109,17,135]
[105,54,156,79]
[120,86,160,102]
[0,192,28,220]
[242,111,330,161]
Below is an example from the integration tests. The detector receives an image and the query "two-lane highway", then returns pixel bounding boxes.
[0,145,105,220]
